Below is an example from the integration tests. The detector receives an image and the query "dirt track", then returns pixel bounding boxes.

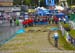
[0,26,75,53]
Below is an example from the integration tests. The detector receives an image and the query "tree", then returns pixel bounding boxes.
[40,0,46,7]
[67,0,71,6]
[13,0,59,7]
[71,0,75,5]
[23,0,31,5]
[55,0,59,5]
[67,0,75,6]
[13,0,21,5]
[13,0,31,5]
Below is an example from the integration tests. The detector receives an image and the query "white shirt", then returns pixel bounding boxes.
[63,18,66,21]
[59,18,61,21]
[54,32,58,37]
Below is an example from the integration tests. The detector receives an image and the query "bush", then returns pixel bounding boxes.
[69,30,75,38]
[58,30,75,50]
[63,24,71,31]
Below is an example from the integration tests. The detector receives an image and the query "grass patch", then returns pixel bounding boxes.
[14,50,39,53]
[62,24,71,31]
[69,29,75,38]
[58,30,75,50]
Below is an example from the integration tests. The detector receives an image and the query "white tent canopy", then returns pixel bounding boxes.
[40,7,47,10]
[35,7,41,10]
[35,7,47,10]
[55,5,64,11]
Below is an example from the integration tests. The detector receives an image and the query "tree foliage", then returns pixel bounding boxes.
[13,0,45,6]
[13,0,75,6]
[13,0,31,5]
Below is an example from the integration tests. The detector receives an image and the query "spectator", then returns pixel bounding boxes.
[59,18,62,23]
[13,18,16,26]
[40,17,43,25]
[51,16,54,24]
[28,18,33,26]
[34,18,37,25]
[16,19,19,26]
[9,18,13,26]
[22,20,28,27]
[73,38,75,47]
[48,16,51,24]
[63,18,66,24]
[0,19,2,24]
[54,16,59,24]
[65,15,69,23]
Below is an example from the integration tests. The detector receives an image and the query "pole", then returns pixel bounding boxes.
[21,0,23,5]
[21,0,24,17]
[38,0,40,6]
[46,0,48,6]
[71,0,72,5]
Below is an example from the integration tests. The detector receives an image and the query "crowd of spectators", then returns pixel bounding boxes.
[22,15,67,27]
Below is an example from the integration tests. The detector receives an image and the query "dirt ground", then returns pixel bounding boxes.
[0,25,75,53]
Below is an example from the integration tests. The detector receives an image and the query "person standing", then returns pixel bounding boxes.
[63,18,66,24]
[9,17,13,26]
[73,38,75,47]
[48,16,52,24]
[40,17,43,25]
[48,16,50,24]
[13,17,16,26]
[54,16,59,24]
[65,15,69,23]
[59,18,62,23]
[15,19,19,26]
[51,16,54,24]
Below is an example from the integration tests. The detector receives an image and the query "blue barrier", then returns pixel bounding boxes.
[50,27,59,31]
[16,29,25,34]
[34,22,48,25]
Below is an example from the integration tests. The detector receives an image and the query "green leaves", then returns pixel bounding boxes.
[13,0,30,5]
[13,0,46,6]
